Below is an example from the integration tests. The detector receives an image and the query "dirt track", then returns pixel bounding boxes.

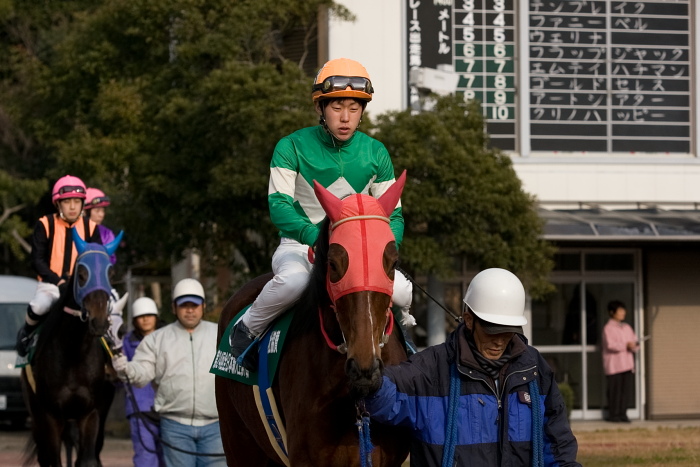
[0,428,133,467]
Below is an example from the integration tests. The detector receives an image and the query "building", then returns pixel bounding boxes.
[321,0,700,421]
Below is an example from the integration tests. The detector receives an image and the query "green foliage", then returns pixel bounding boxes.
[373,95,554,298]
[0,0,336,279]
[0,170,47,260]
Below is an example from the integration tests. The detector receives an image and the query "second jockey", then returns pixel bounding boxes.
[16,175,102,357]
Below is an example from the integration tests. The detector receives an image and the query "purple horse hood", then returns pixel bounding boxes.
[72,228,122,305]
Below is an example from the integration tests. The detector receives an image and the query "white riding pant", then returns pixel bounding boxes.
[242,238,414,335]
[27,282,61,324]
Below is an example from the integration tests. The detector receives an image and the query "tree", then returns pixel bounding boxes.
[0,0,351,286]
[373,95,554,298]
[0,170,47,267]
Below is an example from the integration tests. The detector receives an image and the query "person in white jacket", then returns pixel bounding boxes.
[113,278,225,467]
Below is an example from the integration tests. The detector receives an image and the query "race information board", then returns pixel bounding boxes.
[405,0,693,155]
[528,0,691,154]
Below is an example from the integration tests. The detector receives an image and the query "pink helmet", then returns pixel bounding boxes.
[85,187,110,210]
[51,175,87,203]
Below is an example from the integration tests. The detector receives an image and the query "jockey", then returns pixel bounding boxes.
[84,187,118,264]
[84,187,126,351]
[16,175,102,357]
[229,58,415,370]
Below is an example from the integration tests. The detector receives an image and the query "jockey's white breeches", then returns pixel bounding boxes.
[243,238,414,335]
[27,282,61,324]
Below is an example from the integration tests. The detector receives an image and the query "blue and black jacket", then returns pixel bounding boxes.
[365,324,581,466]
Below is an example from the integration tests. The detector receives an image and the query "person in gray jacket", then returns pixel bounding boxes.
[112,278,224,467]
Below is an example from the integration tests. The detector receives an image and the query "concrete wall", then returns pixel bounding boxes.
[646,249,700,418]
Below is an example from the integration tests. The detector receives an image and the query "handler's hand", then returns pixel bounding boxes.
[111,353,128,380]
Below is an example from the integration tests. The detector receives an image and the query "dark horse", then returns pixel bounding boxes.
[216,173,411,466]
[21,230,122,467]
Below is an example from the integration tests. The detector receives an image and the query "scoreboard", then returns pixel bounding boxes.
[406,0,692,155]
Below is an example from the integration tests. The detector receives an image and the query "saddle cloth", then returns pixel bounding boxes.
[210,305,294,385]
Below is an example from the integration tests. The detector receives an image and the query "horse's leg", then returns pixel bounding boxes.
[35,413,64,467]
[215,377,276,466]
[95,380,115,462]
[75,409,101,467]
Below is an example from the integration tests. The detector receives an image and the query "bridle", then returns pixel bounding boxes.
[316,211,396,354]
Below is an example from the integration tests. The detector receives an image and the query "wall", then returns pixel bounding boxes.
[646,249,700,418]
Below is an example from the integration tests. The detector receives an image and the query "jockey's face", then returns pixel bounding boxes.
[88,207,106,225]
[174,301,204,331]
[58,198,83,223]
[316,98,364,141]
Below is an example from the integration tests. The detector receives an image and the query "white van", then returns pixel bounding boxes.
[0,275,37,428]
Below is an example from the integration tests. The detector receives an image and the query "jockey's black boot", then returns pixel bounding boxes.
[16,322,38,358]
[229,321,259,371]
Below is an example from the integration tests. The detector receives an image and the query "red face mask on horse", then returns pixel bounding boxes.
[313,171,406,305]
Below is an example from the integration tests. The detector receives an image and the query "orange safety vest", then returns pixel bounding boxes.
[38,214,97,281]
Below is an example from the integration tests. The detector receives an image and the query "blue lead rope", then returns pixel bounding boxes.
[357,403,374,467]
[442,363,461,467]
[530,379,544,467]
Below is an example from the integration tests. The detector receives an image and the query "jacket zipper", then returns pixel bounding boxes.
[460,364,538,463]
[190,333,196,424]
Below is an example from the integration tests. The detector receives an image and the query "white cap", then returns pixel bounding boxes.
[132,297,159,318]
[463,268,527,327]
[172,278,205,306]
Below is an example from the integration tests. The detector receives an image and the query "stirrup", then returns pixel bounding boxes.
[16,325,36,358]
[229,321,259,371]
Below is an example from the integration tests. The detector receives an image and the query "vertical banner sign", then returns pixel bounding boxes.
[407,0,454,112]
[528,0,691,154]
[454,0,516,150]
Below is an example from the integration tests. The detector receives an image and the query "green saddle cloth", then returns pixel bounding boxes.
[210,306,294,386]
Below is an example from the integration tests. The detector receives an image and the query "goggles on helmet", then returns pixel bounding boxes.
[88,196,110,206]
[312,76,374,95]
[55,186,86,196]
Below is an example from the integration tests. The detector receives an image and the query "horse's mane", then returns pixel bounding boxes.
[286,218,332,337]
[35,277,77,353]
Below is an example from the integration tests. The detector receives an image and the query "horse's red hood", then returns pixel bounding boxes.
[314,171,406,303]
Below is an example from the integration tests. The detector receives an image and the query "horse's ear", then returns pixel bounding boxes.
[73,227,88,255]
[378,170,407,216]
[313,180,343,223]
[104,231,124,257]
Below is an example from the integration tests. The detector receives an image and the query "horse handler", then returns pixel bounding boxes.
[112,279,225,467]
[122,297,166,466]
[364,268,581,467]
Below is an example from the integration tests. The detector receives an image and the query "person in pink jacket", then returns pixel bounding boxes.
[601,300,639,422]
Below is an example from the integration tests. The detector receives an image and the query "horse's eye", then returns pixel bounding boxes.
[77,264,89,287]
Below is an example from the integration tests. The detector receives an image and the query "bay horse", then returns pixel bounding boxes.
[21,230,122,467]
[215,172,411,466]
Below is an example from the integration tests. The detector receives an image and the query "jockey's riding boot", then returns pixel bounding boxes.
[16,322,38,358]
[229,321,259,371]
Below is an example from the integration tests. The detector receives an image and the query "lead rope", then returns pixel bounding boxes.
[530,379,544,467]
[441,363,461,467]
[356,400,374,467]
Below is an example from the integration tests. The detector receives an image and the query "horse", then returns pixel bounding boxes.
[21,230,122,467]
[215,172,412,466]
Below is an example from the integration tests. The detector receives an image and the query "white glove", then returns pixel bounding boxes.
[111,354,128,381]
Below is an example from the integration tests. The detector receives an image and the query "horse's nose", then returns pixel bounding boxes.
[345,357,383,398]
